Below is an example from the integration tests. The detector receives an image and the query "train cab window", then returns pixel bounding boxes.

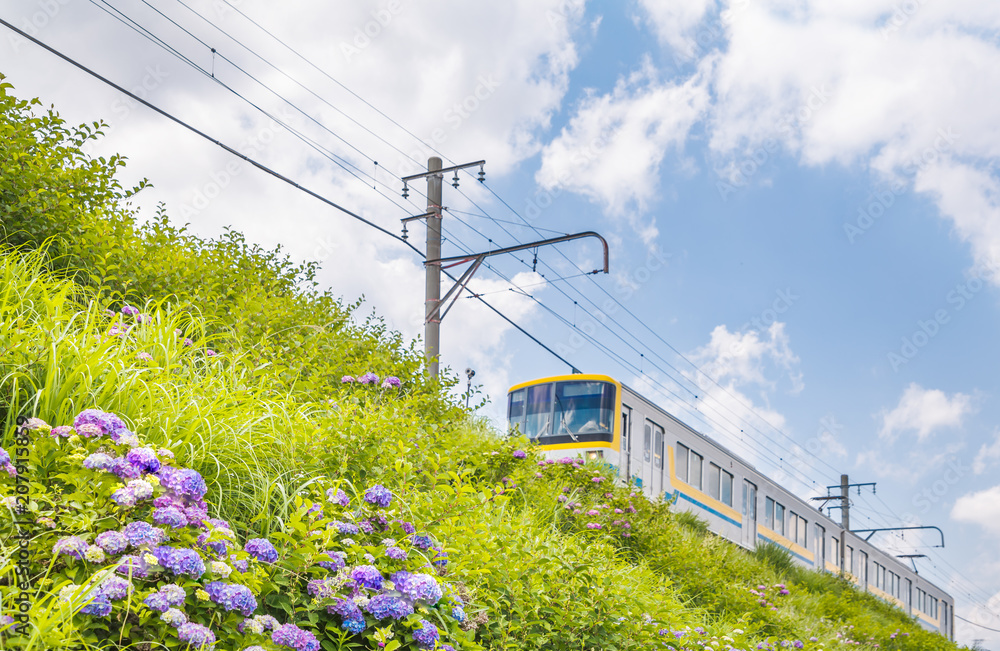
[774,502,785,536]
[721,470,733,506]
[652,424,664,469]
[689,451,703,490]
[643,423,652,463]
[676,443,689,482]
[507,388,526,434]
[708,463,721,500]
[764,497,775,529]
[524,384,553,438]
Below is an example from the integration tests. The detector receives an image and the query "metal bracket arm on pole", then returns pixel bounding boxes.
[423,231,610,325]
[851,526,945,547]
[401,160,486,183]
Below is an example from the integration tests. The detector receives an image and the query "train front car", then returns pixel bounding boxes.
[506,374,623,469]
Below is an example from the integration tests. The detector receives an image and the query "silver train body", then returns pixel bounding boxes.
[507,374,955,639]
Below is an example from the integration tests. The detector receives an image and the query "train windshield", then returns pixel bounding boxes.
[507,380,616,443]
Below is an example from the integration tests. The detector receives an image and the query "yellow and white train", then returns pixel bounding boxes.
[507,373,954,639]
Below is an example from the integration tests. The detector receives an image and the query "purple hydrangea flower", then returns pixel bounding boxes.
[115,555,151,578]
[121,305,140,316]
[326,488,350,506]
[230,555,249,573]
[272,623,320,651]
[123,522,161,548]
[208,582,257,617]
[158,467,208,499]
[54,536,88,559]
[363,485,392,508]
[161,608,186,627]
[97,576,132,601]
[350,565,384,590]
[144,585,186,612]
[153,496,174,508]
[512,450,527,459]
[317,550,346,572]
[126,448,160,473]
[110,457,143,480]
[110,488,137,508]
[393,572,442,605]
[51,425,74,438]
[397,520,416,535]
[153,506,188,529]
[80,594,112,617]
[412,620,440,649]
[357,372,379,385]
[333,521,359,535]
[177,623,216,649]
[341,376,355,383]
[327,598,365,632]
[245,538,278,564]
[410,535,434,550]
[358,520,374,535]
[386,546,407,560]
[366,593,413,620]
[183,502,209,527]
[154,546,206,577]
[95,531,129,555]
[381,376,401,388]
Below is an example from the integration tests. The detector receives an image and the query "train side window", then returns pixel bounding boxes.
[652,424,663,469]
[689,451,703,490]
[860,551,868,585]
[846,545,854,574]
[774,502,785,536]
[707,463,721,500]
[676,443,689,482]
[815,524,825,562]
[789,511,799,543]
[643,423,651,463]
[799,516,809,547]
[764,497,774,529]
[721,469,733,506]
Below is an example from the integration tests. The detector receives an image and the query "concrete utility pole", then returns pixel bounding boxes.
[424,157,443,378]
[841,473,849,574]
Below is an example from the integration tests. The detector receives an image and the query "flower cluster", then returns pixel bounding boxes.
[748,583,791,610]
[340,371,402,390]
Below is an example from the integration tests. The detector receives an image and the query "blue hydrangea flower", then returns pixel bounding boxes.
[452,605,466,622]
[366,593,414,620]
[115,555,151,579]
[208,582,257,617]
[326,488,350,506]
[54,536,88,559]
[154,546,206,577]
[307,578,339,600]
[83,453,115,471]
[158,467,208,499]
[386,546,407,560]
[177,622,215,649]
[80,594,112,617]
[95,530,129,555]
[332,521,360,535]
[153,506,188,529]
[97,575,132,601]
[110,457,143,480]
[272,623,320,651]
[125,448,160,473]
[144,584,186,612]
[412,620,440,649]
[317,550,346,571]
[327,597,363,623]
[363,485,392,508]
[122,522,161,548]
[110,488,137,508]
[245,538,278,563]
[161,607,186,627]
[350,565,384,590]
[393,572,442,605]
[410,535,434,550]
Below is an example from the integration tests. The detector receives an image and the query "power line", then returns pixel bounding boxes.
[955,613,1000,634]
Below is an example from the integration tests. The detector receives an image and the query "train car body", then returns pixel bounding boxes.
[507,374,955,639]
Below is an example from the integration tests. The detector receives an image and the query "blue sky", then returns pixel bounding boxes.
[3,0,1000,645]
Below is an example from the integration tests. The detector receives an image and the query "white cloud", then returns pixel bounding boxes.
[973,430,1000,475]
[636,0,716,55]
[690,322,802,394]
[535,56,712,235]
[952,485,1000,535]
[878,383,973,443]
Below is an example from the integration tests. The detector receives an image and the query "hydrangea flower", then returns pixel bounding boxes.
[51,425,74,437]
[0,447,16,477]
[110,457,143,480]
[121,305,140,316]
[366,593,413,620]
[177,622,216,649]
[115,555,151,579]
[144,584,187,611]
[452,605,466,622]
[158,467,208,499]
[350,565,384,590]
[317,550,346,571]
[96,531,129,555]
[381,376,401,388]
[126,448,160,473]
[154,546,206,577]
[97,575,132,601]
[76,423,102,438]
[83,453,115,471]
[357,372,379,385]
[272,623,320,651]
[363,485,392,508]
[412,620,440,649]
[154,506,188,529]
[127,479,154,500]
[137,351,153,362]
[341,375,355,383]
[111,488,137,508]
[230,555,249,573]
[307,578,339,600]
[80,594,112,617]
[206,582,257,617]
[333,521,359,535]
[54,536,88,559]
[123,521,161,548]
[393,572,442,605]
[328,598,365,633]
[326,488,350,506]
[410,535,434,550]
[386,546,407,560]
[245,538,278,563]
[25,417,49,431]
[240,614,280,634]
[84,545,106,563]
[209,561,232,577]
[161,608,187,627]
[512,450,527,459]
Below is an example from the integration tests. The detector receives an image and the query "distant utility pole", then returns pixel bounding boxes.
[400,158,610,379]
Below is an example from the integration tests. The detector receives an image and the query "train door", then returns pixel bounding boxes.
[741,480,757,549]
[815,524,825,568]
[650,421,664,498]
[642,420,652,493]
[620,405,632,483]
